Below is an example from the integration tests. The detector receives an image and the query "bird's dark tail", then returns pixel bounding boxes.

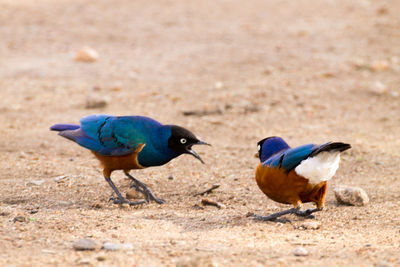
[50,124,80,132]
[310,142,351,157]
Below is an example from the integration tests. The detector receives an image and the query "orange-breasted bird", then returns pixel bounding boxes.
[253,136,351,221]
[51,114,209,206]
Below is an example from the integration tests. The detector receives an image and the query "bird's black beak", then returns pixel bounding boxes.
[196,140,211,146]
[186,140,210,164]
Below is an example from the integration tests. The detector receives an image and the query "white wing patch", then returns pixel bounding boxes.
[294,151,341,185]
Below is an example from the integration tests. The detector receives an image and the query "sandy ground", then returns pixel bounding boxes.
[1,0,400,266]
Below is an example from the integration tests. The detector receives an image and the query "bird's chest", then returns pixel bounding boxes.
[137,144,177,167]
[255,164,311,204]
[92,144,146,171]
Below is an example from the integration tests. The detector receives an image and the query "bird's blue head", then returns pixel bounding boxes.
[138,124,209,167]
[257,136,290,162]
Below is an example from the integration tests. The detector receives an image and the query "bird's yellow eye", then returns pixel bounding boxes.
[180,138,187,144]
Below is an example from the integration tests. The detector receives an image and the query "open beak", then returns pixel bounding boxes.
[196,140,211,146]
[186,140,210,164]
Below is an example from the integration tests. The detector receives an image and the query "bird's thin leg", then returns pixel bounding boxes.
[124,172,165,204]
[252,205,319,222]
[252,208,299,222]
[104,177,146,206]
[126,177,146,195]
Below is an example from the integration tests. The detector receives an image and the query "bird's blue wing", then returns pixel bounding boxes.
[263,144,317,172]
[69,115,150,156]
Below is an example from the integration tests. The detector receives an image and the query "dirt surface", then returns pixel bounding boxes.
[1,0,400,266]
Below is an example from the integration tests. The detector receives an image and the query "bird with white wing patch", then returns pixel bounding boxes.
[252,136,351,222]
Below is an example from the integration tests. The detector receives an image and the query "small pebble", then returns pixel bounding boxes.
[214,81,224,89]
[176,256,216,267]
[102,242,119,251]
[54,175,67,182]
[168,176,174,180]
[369,81,387,95]
[298,221,320,230]
[96,255,106,262]
[41,250,56,254]
[0,207,12,216]
[370,60,389,72]
[78,258,92,265]
[85,96,108,109]
[201,198,226,209]
[13,216,26,223]
[126,190,142,200]
[263,66,274,75]
[75,46,99,62]
[102,242,134,251]
[377,7,388,15]
[73,238,97,251]
[111,84,122,91]
[334,186,369,206]
[91,202,104,209]
[26,180,45,186]
[390,91,399,98]
[120,243,134,250]
[293,246,308,256]
[378,261,393,267]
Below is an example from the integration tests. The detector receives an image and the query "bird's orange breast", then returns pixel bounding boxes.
[92,144,146,175]
[255,163,327,207]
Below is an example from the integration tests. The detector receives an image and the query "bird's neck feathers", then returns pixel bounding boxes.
[156,125,181,158]
[259,137,290,162]
[138,125,179,167]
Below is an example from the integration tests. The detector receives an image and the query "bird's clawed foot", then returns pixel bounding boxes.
[125,172,165,204]
[294,208,320,218]
[251,207,321,222]
[139,187,165,204]
[109,197,146,206]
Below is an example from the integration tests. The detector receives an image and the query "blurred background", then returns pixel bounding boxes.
[0,0,399,266]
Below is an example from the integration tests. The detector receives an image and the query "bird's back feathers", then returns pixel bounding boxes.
[309,142,351,157]
[260,138,351,184]
[262,144,316,172]
[50,115,179,166]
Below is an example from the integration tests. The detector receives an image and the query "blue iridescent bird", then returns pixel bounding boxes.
[51,114,209,206]
[253,136,351,221]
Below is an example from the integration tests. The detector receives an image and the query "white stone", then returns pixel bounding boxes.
[293,246,308,256]
[334,186,369,206]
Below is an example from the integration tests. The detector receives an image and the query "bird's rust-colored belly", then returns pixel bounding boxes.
[91,144,145,176]
[255,164,327,207]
